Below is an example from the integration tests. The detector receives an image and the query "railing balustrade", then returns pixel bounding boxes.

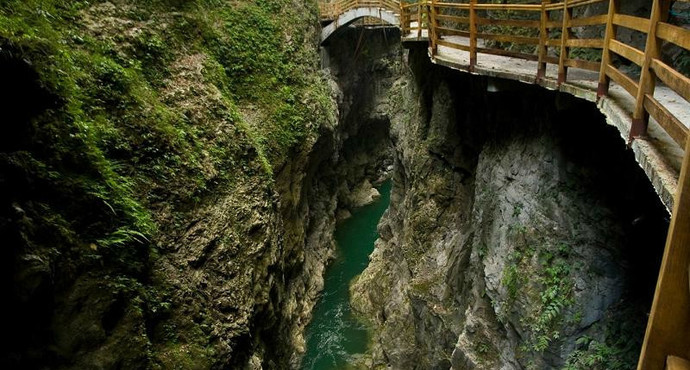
[397,0,690,148]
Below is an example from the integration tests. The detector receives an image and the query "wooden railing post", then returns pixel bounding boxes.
[430,0,438,54]
[558,0,572,84]
[469,0,477,72]
[598,0,619,97]
[630,0,671,140]
[637,138,690,370]
[537,0,552,80]
[417,1,422,38]
[406,2,410,35]
[401,2,407,35]
[424,0,431,38]
[419,1,427,40]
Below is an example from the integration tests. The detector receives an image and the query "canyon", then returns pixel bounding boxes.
[0,0,678,369]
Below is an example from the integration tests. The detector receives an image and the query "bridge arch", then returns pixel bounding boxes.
[321,7,399,44]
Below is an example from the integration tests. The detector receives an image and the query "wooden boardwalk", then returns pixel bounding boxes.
[320,1,690,369]
[417,34,687,209]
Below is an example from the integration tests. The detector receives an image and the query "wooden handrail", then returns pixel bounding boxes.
[319,0,689,154]
[430,0,437,53]
[469,0,477,70]
[395,0,690,152]
[399,0,429,38]
[537,0,551,80]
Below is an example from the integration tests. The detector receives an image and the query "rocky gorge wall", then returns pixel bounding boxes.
[0,1,400,368]
[283,26,402,367]
[2,0,672,367]
[351,45,670,369]
[0,0,333,367]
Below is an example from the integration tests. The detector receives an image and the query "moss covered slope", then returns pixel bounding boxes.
[0,0,334,367]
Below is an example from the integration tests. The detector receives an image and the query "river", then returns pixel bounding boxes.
[301,180,392,369]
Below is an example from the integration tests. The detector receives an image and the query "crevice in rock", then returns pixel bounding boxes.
[247,26,402,368]
[0,44,57,153]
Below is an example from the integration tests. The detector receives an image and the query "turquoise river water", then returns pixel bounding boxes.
[301,180,392,370]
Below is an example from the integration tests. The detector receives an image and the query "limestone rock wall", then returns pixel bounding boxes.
[0,2,399,369]
[351,45,669,370]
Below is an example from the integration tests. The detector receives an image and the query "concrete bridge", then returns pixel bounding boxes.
[321,7,400,43]
[318,0,690,368]
[319,0,400,43]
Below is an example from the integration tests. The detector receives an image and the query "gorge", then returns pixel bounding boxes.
[0,0,683,369]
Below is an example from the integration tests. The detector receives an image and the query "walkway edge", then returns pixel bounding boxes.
[431,50,678,212]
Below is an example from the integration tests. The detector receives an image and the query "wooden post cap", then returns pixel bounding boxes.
[667,356,690,370]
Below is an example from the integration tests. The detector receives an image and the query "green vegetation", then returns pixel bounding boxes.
[502,250,528,301]
[500,226,576,358]
[569,47,602,62]
[500,224,532,305]
[472,332,500,367]
[563,306,647,370]
[527,245,575,352]
[1,0,330,246]
[1,0,333,366]
[480,0,541,55]
[564,336,632,370]
[498,223,640,370]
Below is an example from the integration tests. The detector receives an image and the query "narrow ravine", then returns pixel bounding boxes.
[301,180,392,369]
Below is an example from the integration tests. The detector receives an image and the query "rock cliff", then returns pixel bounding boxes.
[0,1,399,368]
[3,0,670,368]
[351,45,669,370]
[0,0,403,366]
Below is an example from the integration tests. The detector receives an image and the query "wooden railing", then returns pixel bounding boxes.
[598,0,690,147]
[401,1,429,39]
[400,0,690,148]
[319,0,401,21]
